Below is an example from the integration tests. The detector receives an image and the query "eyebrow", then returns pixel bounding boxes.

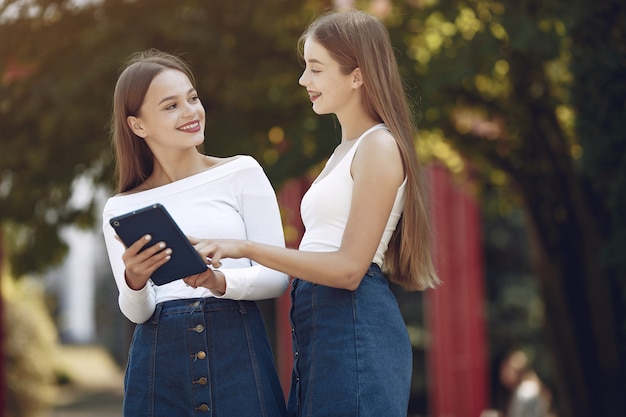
[158,88,197,106]
[306,58,325,65]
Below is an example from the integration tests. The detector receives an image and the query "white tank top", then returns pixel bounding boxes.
[299,124,407,267]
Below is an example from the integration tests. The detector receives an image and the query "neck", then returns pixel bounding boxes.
[340,120,380,144]
[336,110,380,144]
[149,150,209,186]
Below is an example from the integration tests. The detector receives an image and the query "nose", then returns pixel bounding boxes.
[298,69,308,87]
[182,100,196,117]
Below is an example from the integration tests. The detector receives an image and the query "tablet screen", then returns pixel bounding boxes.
[109,203,208,285]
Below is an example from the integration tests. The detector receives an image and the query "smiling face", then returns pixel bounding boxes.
[127,69,205,153]
[298,38,361,118]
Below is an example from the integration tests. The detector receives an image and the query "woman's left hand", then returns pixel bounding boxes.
[183,268,226,295]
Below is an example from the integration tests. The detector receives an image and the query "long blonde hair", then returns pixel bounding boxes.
[299,11,440,290]
[110,49,198,193]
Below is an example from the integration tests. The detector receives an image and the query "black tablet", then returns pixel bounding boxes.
[109,203,208,286]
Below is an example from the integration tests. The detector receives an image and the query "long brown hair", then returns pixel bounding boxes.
[110,49,197,193]
[299,11,440,290]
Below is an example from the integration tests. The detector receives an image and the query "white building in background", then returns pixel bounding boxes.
[46,227,100,343]
[45,174,111,344]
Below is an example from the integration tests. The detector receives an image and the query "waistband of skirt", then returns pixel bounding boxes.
[367,262,382,275]
[153,297,257,317]
[292,263,383,288]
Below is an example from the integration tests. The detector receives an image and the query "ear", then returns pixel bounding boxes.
[351,68,364,88]
[127,116,147,138]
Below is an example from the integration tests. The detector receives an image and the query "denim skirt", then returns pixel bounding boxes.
[123,297,287,417]
[287,264,412,417]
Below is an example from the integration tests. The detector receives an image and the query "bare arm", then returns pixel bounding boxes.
[196,131,404,290]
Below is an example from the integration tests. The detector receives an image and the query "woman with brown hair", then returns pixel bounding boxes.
[191,10,440,417]
[101,49,288,417]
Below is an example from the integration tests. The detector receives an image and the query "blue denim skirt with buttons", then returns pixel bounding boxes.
[123,297,287,417]
[287,264,412,417]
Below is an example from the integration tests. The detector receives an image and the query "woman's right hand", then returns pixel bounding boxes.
[117,234,172,290]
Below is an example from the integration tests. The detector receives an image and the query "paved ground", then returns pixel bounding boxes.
[48,387,123,417]
[47,345,124,417]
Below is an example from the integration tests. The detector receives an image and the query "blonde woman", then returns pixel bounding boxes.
[190,11,440,417]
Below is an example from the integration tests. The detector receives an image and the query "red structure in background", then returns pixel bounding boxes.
[427,164,489,417]
[275,165,488,415]
[276,177,311,397]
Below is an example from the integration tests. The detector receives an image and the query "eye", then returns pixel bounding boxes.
[164,103,177,110]
[190,95,200,103]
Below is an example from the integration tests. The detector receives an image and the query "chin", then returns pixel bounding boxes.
[311,105,329,116]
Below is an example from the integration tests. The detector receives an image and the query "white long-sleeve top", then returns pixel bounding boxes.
[101,155,289,324]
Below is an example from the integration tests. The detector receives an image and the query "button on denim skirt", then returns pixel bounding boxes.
[123,297,287,417]
[288,264,412,417]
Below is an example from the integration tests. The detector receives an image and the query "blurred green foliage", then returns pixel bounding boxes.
[0,0,339,276]
[3,276,59,417]
[384,1,626,416]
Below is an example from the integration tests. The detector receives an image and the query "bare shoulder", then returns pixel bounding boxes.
[203,154,241,167]
[352,128,404,187]
[354,128,402,163]
[120,182,150,195]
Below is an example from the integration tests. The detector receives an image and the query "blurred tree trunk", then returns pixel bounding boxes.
[521,170,624,417]
[507,19,626,409]
[545,1,626,415]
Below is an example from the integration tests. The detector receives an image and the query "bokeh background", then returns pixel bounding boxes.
[1,0,624,416]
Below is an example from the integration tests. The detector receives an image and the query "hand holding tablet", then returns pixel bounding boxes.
[109,203,208,286]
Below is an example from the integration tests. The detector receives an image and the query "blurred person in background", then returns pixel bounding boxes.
[499,349,555,417]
